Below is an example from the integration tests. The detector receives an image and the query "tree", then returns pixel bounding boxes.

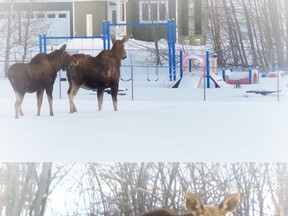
[32,163,52,216]
[207,0,288,70]
[277,163,288,216]
[1,0,51,77]
[4,0,15,77]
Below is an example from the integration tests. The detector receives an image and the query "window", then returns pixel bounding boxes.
[36,13,45,19]
[112,10,116,23]
[121,2,125,21]
[139,0,168,23]
[181,0,189,36]
[194,39,201,46]
[48,14,55,18]
[86,14,93,36]
[58,13,66,18]
[141,4,149,21]
[159,3,166,20]
[194,0,202,35]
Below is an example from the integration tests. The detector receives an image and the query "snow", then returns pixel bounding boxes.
[1,39,288,162]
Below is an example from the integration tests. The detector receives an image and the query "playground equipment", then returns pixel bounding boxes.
[182,54,205,74]
[179,50,259,88]
[102,20,177,82]
[39,35,107,53]
[222,69,258,85]
[178,50,227,88]
[40,20,176,79]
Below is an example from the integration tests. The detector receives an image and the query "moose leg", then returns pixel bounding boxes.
[36,89,44,116]
[97,88,104,111]
[68,85,80,113]
[45,86,54,116]
[110,86,118,111]
[14,92,24,119]
[19,105,24,116]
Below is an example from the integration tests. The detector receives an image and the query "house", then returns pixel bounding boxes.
[0,1,73,37]
[74,0,208,45]
[0,0,208,46]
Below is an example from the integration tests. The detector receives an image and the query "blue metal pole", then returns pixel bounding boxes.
[102,21,106,50]
[172,20,176,80]
[189,59,192,72]
[43,34,47,54]
[222,68,226,82]
[107,21,111,49]
[102,21,110,50]
[167,20,172,81]
[171,20,176,81]
[180,49,183,79]
[248,68,252,84]
[39,35,42,53]
[206,50,210,88]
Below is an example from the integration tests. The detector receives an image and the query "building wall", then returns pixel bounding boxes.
[0,2,73,36]
[74,1,106,36]
[126,0,176,41]
[0,0,208,44]
[125,0,207,45]
[188,0,208,45]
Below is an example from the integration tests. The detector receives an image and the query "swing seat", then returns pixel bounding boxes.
[246,90,281,95]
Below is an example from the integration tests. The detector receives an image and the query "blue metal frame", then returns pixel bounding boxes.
[179,49,183,79]
[102,20,177,81]
[248,69,252,84]
[39,34,107,53]
[206,50,210,88]
[39,20,177,81]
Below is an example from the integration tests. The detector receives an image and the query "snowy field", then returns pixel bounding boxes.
[1,39,288,162]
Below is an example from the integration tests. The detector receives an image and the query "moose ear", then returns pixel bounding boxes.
[218,193,240,214]
[59,44,67,51]
[185,192,205,215]
[111,34,116,44]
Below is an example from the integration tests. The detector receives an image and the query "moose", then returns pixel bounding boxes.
[66,34,128,113]
[8,44,78,118]
[142,192,240,216]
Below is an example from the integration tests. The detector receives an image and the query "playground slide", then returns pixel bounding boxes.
[209,72,228,88]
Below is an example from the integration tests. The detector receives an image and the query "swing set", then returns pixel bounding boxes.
[38,20,178,99]
[102,20,177,82]
[39,20,176,81]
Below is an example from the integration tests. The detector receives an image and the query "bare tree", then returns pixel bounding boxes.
[208,0,288,69]
[1,0,52,77]
[32,163,52,216]
[4,0,15,77]
[17,1,51,63]
[1,162,288,215]
[277,163,288,216]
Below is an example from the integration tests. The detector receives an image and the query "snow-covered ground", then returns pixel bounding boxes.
[1,39,288,162]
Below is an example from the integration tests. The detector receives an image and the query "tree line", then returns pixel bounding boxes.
[0,162,288,216]
[208,0,288,70]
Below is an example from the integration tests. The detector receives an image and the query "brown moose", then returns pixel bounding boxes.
[66,34,128,113]
[8,44,78,118]
[142,192,240,216]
